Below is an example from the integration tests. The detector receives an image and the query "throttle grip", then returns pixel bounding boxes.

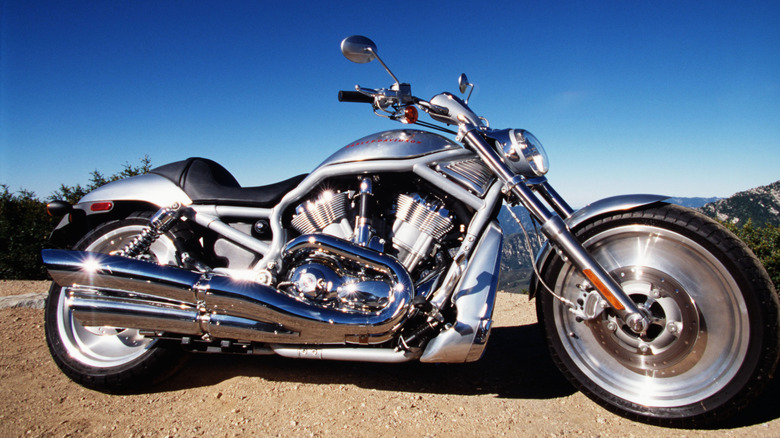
[338,91,374,103]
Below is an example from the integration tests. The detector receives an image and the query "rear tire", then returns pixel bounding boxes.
[44,212,192,392]
[536,203,779,426]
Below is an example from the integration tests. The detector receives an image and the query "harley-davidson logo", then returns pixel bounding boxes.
[345,137,423,148]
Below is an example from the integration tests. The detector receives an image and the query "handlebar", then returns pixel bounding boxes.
[338,90,374,103]
[339,86,463,129]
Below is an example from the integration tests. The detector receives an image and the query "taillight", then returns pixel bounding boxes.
[89,202,114,212]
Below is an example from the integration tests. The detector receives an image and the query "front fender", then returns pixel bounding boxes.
[528,194,668,299]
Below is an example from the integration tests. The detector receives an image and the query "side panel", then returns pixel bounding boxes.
[420,221,503,363]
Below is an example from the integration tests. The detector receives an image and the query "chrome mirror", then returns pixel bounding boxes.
[341,35,377,64]
[341,35,400,85]
[458,74,470,94]
[458,73,474,104]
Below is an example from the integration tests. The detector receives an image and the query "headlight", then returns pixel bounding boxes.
[491,129,549,177]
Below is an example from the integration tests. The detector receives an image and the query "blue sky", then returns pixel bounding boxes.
[1,1,778,207]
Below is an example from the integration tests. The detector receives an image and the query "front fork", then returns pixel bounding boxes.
[462,126,650,334]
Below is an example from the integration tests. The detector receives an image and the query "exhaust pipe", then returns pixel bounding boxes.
[42,235,412,345]
[64,286,300,342]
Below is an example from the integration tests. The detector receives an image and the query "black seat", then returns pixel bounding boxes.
[150,157,307,207]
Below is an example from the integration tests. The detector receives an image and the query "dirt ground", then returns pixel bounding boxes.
[1,280,780,437]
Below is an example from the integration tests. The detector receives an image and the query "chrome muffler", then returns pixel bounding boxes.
[42,235,413,345]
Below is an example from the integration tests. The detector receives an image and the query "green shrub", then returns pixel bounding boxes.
[51,155,152,204]
[0,186,54,279]
[724,220,780,291]
[0,157,152,280]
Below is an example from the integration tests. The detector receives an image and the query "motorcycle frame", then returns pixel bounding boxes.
[66,124,659,334]
[74,147,492,271]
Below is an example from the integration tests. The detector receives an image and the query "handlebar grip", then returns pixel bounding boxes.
[338,90,374,103]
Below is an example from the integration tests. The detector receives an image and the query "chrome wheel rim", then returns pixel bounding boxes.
[552,225,749,407]
[56,225,178,368]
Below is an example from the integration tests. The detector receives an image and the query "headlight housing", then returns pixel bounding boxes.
[490,129,549,177]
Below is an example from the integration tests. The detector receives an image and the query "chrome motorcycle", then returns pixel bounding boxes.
[42,36,779,426]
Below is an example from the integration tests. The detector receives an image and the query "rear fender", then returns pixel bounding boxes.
[528,194,668,299]
[49,174,192,247]
[79,174,192,206]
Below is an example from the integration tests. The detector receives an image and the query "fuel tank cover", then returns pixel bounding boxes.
[318,129,461,167]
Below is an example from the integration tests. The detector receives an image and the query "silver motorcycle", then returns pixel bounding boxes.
[42,36,778,427]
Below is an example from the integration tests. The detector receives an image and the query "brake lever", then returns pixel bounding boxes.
[355,85,382,97]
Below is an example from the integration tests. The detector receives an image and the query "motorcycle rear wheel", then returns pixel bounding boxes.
[536,203,779,426]
[44,212,192,392]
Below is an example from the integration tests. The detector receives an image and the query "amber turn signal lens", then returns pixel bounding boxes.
[582,269,625,311]
[402,106,418,124]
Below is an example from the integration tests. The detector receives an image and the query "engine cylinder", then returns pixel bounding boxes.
[291,191,352,239]
[392,194,453,271]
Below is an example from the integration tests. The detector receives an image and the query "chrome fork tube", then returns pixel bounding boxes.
[461,125,649,333]
[527,177,574,219]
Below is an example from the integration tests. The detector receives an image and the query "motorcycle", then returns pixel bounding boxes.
[41,36,779,427]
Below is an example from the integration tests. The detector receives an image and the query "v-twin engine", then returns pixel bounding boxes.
[286,190,453,312]
[291,190,453,272]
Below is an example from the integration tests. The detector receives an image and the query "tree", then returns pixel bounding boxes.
[0,186,54,279]
[0,156,152,279]
[51,155,152,204]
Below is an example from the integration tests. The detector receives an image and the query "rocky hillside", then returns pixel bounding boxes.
[699,180,780,226]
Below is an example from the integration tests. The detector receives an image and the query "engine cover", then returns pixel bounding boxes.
[281,235,406,313]
[285,259,391,311]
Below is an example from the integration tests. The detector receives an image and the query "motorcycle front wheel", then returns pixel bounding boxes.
[536,203,779,427]
[44,212,192,392]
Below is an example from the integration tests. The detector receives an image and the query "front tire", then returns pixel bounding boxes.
[536,203,779,426]
[44,212,191,392]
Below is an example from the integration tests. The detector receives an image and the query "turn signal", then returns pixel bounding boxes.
[583,269,625,311]
[46,200,72,217]
[402,106,418,124]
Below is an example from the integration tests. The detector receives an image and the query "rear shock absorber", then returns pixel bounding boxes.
[116,203,183,259]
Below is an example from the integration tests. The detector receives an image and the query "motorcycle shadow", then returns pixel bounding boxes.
[720,375,780,429]
[158,322,780,428]
[159,322,575,400]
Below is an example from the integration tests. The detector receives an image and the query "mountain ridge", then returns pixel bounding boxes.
[699,180,780,226]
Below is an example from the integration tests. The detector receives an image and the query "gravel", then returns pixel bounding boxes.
[1,280,779,437]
